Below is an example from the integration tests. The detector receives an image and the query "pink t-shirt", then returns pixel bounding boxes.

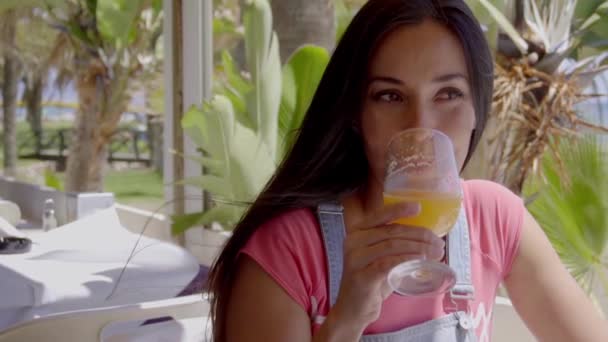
[241,180,524,342]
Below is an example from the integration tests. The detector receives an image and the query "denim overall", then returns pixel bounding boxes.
[317,202,477,342]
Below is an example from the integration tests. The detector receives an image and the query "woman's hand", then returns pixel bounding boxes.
[225,202,446,342]
[330,202,445,330]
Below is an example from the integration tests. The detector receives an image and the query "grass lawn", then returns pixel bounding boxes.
[104,168,165,212]
[2,121,164,211]
[1,163,166,212]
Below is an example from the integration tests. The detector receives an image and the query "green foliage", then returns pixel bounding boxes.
[467,0,608,58]
[335,0,353,42]
[279,45,329,157]
[96,0,145,47]
[467,0,528,53]
[242,0,281,157]
[104,168,163,205]
[577,3,608,54]
[0,0,65,12]
[44,168,64,191]
[173,0,329,233]
[573,0,607,30]
[176,97,276,232]
[525,135,608,294]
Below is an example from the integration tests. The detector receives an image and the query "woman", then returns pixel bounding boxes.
[207,0,608,341]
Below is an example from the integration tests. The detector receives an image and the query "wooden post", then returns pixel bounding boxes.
[163,0,213,247]
[170,0,186,245]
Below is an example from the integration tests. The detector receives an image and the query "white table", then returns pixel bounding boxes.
[0,207,200,331]
[103,316,212,342]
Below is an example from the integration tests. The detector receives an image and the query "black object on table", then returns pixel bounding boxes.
[0,237,32,254]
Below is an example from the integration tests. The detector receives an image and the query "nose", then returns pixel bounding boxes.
[404,103,437,131]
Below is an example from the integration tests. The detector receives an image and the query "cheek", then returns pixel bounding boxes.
[359,109,402,174]
[360,118,388,161]
[445,105,476,170]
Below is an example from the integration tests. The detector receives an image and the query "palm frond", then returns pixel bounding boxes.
[524,0,576,54]
[525,135,608,296]
[486,59,608,192]
[477,0,529,54]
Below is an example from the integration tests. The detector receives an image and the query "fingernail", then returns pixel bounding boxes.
[432,245,445,259]
[433,237,445,248]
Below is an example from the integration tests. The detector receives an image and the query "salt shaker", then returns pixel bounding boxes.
[42,198,57,232]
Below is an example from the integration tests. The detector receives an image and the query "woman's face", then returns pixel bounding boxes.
[360,19,475,183]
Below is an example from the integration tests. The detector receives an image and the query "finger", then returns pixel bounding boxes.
[364,251,446,284]
[356,202,421,230]
[363,254,422,281]
[347,239,444,270]
[345,225,444,250]
[365,239,444,263]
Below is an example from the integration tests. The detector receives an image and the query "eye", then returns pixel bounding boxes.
[372,90,404,103]
[436,87,464,101]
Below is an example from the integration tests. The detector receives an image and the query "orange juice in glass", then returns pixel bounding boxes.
[383,128,462,297]
[383,190,461,237]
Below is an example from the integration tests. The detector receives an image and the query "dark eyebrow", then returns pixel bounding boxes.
[368,73,468,86]
[368,76,404,85]
[432,73,468,83]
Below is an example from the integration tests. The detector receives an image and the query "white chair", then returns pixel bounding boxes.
[0,294,211,342]
[492,296,536,342]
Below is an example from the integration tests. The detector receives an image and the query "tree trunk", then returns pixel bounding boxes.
[65,62,104,192]
[2,12,19,177]
[65,110,109,192]
[24,74,44,156]
[270,0,335,63]
[65,57,130,192]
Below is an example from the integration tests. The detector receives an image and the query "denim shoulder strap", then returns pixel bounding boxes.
[448,206,474,300]
[316,202,346,307]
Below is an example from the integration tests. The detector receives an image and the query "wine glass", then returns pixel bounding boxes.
[383,128,463,296]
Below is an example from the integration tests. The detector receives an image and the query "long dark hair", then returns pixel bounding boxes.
[207,0,493,339]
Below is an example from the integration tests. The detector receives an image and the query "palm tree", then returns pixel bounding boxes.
[214,0,363,67]
[0,0,162,191]
[465,0,608,193]
[16,8,64,156]
[270,0,335,62]
[525,135,608,310]
[43,0,163,192]
[1,10,20,176]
